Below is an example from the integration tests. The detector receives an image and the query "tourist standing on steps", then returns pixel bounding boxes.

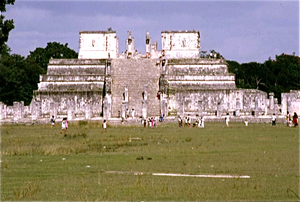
[103,120,107,132]
[51,115,55,128]
[225,113,230,127]
[292,112,298,127]
[271,113,276,126]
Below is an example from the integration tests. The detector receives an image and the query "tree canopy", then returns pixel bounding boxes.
[0,0,15,54]
[227,53,300,103]
[27,42,78,73]
[0,42,78,105]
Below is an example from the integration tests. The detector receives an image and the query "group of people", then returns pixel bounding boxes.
[177,115,204,128]
[50,111,298,135]
[272,111,298,127]
[142,117,158,128]
[286,111,298,127]
[51,116,68,135]
[125,108,135,119]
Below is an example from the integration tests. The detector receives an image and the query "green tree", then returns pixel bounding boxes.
[27,42,78,73]
[227,53,300,103]
[0,42,78,105]
[0,0,15,54]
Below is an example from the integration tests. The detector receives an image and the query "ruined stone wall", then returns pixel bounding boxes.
[168,89,267,117]
[281,90,300,115]
[34,91,103,118]
[165,59,236,90]
[32,58,106,118]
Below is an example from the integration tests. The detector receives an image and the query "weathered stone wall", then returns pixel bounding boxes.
[161,55,268,118]
[165,59,236,91]
[34,91,103,118]
[31,58,107,119]
[168,89,267,117]
[281,90,300,115]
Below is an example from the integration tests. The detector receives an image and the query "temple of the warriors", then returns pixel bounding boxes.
[1,30,299,122]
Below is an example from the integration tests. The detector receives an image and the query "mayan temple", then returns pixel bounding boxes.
[1,29,299,122]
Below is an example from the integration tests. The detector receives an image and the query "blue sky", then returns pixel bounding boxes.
[5,1,299,63]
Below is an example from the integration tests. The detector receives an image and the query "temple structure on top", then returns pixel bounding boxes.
[0,29,299,122]
[78,31,119,59]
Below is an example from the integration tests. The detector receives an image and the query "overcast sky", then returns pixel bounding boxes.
[5,1,299,63]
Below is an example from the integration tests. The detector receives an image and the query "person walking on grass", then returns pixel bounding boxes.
[62,117,68,136]
[286,111,291,127]
[178,115,182,128]
[187,114,191,128]
[102,120,107,132]
[272,113,276,126]
[292,112,298,127]
[51,115,55,128]
[225,113,230,127]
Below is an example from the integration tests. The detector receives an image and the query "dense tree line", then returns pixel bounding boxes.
[0,43,78,105]
[227,53,300,103]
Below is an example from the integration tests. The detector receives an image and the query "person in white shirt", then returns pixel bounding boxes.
[225,113,230,127]
[272,114,276,126]
[103,120,107,132]
[131,108,135,119]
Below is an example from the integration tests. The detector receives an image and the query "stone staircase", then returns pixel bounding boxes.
[111,58,161,118]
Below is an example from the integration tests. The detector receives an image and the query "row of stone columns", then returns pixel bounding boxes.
[179,92,277,118]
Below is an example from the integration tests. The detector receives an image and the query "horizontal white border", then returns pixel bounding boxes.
[105,171,250,179]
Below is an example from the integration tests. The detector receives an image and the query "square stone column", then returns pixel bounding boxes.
[235,98,241,117]
[198,100,203,117]
[85,102,92,119]
[50,102,58,118]
[255,97,259,117]
[274,98,279,118]
[13,101,24,121]
[0,102,7,120]
[142,101,147,119]
[269,92,274,110]
[103,95,111,119]
[122,103,128,119]
[142,85,148,119]
[31,100,41,120]
[217,102,222,117]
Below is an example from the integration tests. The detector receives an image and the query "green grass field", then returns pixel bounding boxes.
[1,121,299,201]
